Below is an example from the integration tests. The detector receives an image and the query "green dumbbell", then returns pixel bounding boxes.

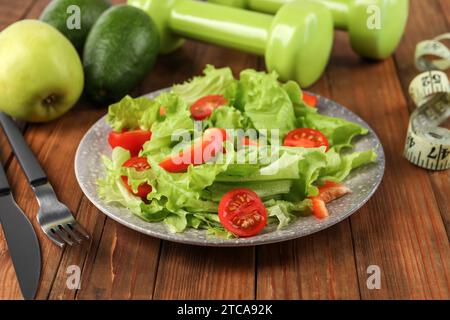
[209,0,409,60]
[128,0,333,87]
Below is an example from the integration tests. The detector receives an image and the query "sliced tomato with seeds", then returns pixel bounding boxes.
[302,92,317,107]
[108,129,152,156]
[121,157,152,199]
[159,128,227,173]
[190,95,228,120]
[218,188,267,237]
[283,128,329,151]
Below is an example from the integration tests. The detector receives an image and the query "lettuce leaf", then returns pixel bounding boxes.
[100,66,379,236]
[97,147,168,222]
[141,152,233,232]
[209,106,248,129]
[237,69,297,137]
[204,180,293,202]
[318,149,377,183]
[142,94,194,159]
[264,199,311,229]
[172,65,236,106]
[216,147,328,200]
[107,95,161,132]
[297,112,368,151]
[155,91,188,115]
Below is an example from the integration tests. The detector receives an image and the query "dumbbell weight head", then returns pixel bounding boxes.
[129,0,333,87]
[210,0,409,60]
[128,0,184,54]
[210,0,249,7]
[343,0,409,60]
[266,1,333,86]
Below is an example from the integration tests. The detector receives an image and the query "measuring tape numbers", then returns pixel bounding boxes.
[403,34,450,171]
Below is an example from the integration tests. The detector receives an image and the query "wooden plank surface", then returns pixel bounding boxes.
[152,43,259,300]
[393,0,450,239]
[0,0,45,300]
[328,34,449,299]
[256,43,361,301]
[0,0,449,300]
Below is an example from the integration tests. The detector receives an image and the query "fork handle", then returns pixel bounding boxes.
[0,161,10,194]
[0,113,47,186]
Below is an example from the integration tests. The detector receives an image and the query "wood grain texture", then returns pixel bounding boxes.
[0,108,106,300]
[327,29,450,299]
[0,0,449,300]
[75,217,160,300]
[394,0,449,111]
[256,47,360,300]
[257,222,361,299]
[48,198,108,300]
[393,0,450,239]
[152,43,259,300]
[0,0,44,300]
[438,0,450,25]
[0,0,35,30]
[154,243,255,300]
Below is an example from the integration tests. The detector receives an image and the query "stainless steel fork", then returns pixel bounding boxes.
[0,113,89,247]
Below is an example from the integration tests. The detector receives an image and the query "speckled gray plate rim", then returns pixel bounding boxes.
[74,89,385,247]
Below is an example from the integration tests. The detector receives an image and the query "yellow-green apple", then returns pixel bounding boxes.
[0,20,84,122]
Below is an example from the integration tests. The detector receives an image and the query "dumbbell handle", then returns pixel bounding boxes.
[211,0,349,29]
[170,0,272,56]
[131,0,335,86]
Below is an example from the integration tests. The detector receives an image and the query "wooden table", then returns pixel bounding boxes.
[0,0,449,300]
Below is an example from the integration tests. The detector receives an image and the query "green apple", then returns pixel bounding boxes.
[0,20,84,122]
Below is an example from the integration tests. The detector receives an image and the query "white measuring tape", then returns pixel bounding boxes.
[403,34,450,170]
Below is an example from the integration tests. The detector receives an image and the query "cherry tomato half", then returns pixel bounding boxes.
[190,95,228,120]
[108,130,152,157]
[121,157,152,199]
[159,128,227,173]
[283,128,329,151]
[302,92,317,107]
[218,188,267,237]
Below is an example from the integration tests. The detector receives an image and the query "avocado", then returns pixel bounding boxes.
[83,5,160,105]
[40,0,111,52]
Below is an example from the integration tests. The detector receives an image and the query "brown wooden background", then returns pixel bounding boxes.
[0,0,449,300]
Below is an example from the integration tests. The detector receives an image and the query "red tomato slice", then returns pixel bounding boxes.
[318,181,351,203]
[159,128,226,173]
[108,130,152,157]
[121,157,152,199]
[241,136,259,146]
[309,181,351,219]
[302,92,317,107]
[218,188,267,237]
[283,128,329,151]
[310,196,329,219]
[190,95,228,120]
[159,107,166,116]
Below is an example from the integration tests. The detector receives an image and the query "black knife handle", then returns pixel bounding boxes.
[0,113,47,186]
[0,161,10,194]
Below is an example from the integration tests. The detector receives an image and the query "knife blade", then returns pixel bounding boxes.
[0,163,41,300]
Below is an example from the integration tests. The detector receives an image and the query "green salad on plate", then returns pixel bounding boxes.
[98,65,376,238]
